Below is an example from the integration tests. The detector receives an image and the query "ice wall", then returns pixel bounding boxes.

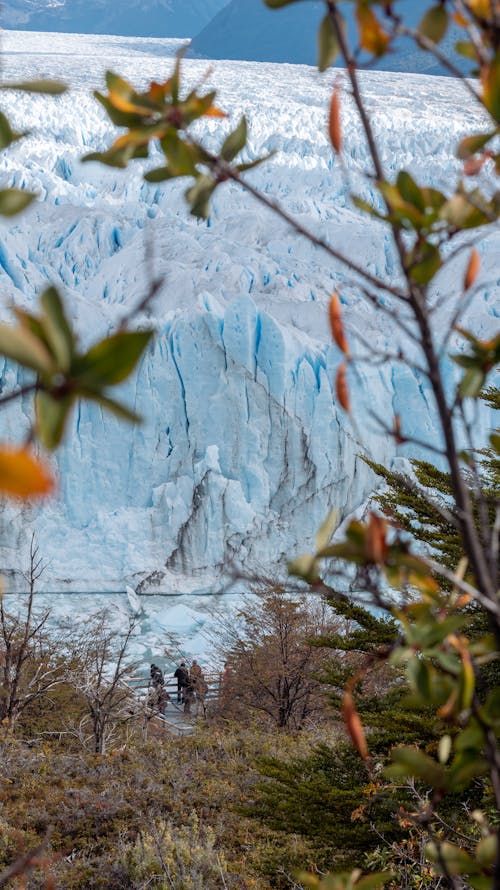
[0,34,496,593]
[1,291,398,592]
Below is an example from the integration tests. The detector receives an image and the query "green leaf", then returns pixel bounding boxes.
[355,874,395,890]
[419,6,448,44]
[0,188,35,217]
[221,117,248,162]
[264,0,304,7]
[454,724,484,752]
[490,432,500,452]
[386,746,446,788]
[482,52,500,124]
[185,175,217,219]
[457,131,495,160]
[236,153,273,173]
[448,754,489,789]
[76,330,153,387]
[318,14,339,72]
[160,132,199,177]
[1,79,67,94]
[105,70,134,97]
[144,166,174,183]
[40,286,75,372]
[12,307,49,348]
[81,390,141,424]
[407,657,432,700]
[0,323,54,374]
[459,367,485,399]
[83,143,137,169]
[352,195,387,221]
[476,834,498,868]
[170,47,187,106]
[409,241,442,285]
[455,40,477,61]
[35,391,73,450]
[481,686,500,725]
[0,112,25,149]
[469,877,496,890]
[425,841,479,875]
[396,171,425,212]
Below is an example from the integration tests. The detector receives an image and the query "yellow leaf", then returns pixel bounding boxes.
[0,446,55,499]
[108,89,154,116]
[356,6,390,56]
[467,0,492,16]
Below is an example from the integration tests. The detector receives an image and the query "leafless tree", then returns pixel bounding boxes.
[0,535,64,730]
[66,611,138,754]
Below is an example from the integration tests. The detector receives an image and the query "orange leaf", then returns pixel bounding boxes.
[463,155,487,176]
[204,105,228,118]
[356,6,390,56]
[149,79,172,101]
[0,446,55,500]
[343,690,369,760]
[454,593,473,609]
[328,292,349,355]
[453,11,469,26]
[328,84,342,153]
[365,512,388,564]
[464,248,480,290]
[394,413,404,445]
[335,361,350,412]
[438,687,459,719]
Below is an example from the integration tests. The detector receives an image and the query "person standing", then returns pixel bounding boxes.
[174,662,189,703]
[189,659,202,681]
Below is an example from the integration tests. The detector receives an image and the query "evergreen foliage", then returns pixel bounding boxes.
[248,743,398,869]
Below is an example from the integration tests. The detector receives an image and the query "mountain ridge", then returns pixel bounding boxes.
[190,0,469,75]
[2,0,230,37]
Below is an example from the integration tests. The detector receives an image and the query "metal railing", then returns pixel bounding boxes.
[123,671,222,735]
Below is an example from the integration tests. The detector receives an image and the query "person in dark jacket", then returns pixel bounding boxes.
[150,663,164,687]
[174,662,189,703]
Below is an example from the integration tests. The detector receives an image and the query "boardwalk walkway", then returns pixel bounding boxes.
[126,672,220,736]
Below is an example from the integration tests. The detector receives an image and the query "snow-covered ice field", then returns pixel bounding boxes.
[0,32,497,655]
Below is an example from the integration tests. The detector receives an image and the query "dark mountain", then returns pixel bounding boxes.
[3,0,230,37]
[190,0,469,76]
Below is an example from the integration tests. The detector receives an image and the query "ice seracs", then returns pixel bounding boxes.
[126,585,144,617]
[0,32,495,593]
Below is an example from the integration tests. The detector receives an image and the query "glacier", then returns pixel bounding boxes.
[0,30,497,608]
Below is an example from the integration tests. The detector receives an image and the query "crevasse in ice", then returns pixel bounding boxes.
[0,33,496,593]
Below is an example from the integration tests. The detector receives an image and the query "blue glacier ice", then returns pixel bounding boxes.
[0,31,497,598]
